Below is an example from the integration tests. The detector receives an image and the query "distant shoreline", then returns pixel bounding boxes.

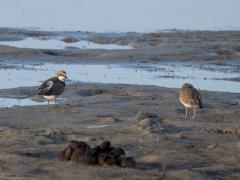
[1,26,240,34]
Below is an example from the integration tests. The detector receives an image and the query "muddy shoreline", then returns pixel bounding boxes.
[1,28,240,64]
[0,28,240,179]
[0,82,239,179]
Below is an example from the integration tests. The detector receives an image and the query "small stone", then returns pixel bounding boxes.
[58,151,68,161]
[64,146,74,160]
[62,36,78,43]
[207,143,217,149]
[119,156,136,168]
[229,100,238,105]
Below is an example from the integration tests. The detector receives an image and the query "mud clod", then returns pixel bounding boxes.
[119,156,136,168]
[58,140,135,168]
[131,111,164,137]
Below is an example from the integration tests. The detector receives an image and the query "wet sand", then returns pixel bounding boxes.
[1,28,240,63]
[0,83,239,179]
[0,28,240,179]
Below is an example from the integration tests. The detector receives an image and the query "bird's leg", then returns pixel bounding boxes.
[193,108,196,119]
[54,98,58,108]
[44,99,50,112]
[185,107,188,120]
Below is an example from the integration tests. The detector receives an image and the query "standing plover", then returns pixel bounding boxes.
[37,70,67,105]
[179,83,203,119]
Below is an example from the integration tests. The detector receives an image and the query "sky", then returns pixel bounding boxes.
[0,0,239,32]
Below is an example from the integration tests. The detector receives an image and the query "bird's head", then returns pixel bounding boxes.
[182,83,194,89]
[57,70,67,81]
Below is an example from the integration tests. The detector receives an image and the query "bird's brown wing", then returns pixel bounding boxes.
[37,77,57,95]
[188,87,202,108]
[37,80,53,95]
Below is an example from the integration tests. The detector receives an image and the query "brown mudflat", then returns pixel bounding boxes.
[0,29,240,179]
[0,82,239,179]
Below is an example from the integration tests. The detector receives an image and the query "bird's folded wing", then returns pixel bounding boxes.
[38,80,54,95]
[189,88,201,105]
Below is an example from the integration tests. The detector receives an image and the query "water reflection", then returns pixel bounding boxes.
[0,97,46,108]
[0,97,67,108]
[0,37,133,50]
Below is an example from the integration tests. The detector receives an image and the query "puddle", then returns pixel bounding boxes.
[0,97,48,108]
[0,61,239,93]
[87,125,119,129]
[0,37,133,50]
[0,97,67,108]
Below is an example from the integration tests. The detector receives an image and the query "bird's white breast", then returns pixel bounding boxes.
[179,97,192,108]
[43,95,57,100]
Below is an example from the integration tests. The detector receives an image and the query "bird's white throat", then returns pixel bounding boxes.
[58,76,66,82]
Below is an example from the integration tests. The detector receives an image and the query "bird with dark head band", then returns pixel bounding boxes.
[37,70,67,105]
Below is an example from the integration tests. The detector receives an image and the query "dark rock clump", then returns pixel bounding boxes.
[58,140,136,168]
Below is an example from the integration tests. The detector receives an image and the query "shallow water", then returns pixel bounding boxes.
[0,97,66,108]
[87,125,119,129]
[0,61,239,93]
[0,61,239,108]
[0,97,47,108]
[0,37,133,50]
